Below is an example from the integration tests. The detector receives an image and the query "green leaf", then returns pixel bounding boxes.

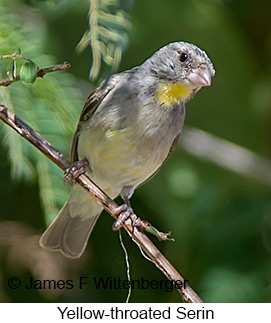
[20,61,37,85]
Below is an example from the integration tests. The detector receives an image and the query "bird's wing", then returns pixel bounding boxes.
[70,79,116,162]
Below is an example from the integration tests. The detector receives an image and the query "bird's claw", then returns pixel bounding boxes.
[112,204,137,231]
[112,205,173,241]
[64,159,91,183]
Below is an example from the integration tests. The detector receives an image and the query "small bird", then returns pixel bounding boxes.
[40,41,215,258]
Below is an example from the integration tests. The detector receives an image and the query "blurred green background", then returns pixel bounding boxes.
[0,0,270,302]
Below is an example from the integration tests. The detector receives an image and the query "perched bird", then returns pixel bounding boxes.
[40,41,215,258]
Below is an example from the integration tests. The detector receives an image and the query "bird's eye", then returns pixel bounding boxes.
[179,52,188,62]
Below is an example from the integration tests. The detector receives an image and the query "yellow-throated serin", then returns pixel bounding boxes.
[40,41,215,258]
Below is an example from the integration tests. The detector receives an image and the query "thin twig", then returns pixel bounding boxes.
[0,62,71,87]
[0,103,203,303]
[0,53,28,60]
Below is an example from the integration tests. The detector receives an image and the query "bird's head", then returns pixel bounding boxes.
[143,41,215,106]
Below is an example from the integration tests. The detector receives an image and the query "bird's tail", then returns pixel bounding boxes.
[39,201,101,258]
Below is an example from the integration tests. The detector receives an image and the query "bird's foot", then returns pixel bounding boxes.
[112,205,174,241]
[64,159,91,183]
[112,204,137,231]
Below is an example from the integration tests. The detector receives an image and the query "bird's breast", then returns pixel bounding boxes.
[77,103,185,190]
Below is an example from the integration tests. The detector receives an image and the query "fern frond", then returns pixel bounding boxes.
[0,4,83,224]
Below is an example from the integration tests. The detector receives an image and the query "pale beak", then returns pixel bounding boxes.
[188,65,212,87]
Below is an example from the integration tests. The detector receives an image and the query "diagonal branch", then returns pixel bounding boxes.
[0,103,203,303]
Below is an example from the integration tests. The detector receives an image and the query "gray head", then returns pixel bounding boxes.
[142,41,215,90]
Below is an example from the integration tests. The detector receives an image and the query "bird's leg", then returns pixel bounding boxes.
[64,159,91,183]
[112,189,173,240]
[113,202,172,240]
[112,197,137,231]
[112,187,138,230]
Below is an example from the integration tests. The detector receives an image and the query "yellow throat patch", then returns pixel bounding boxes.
[156,82,193,107]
